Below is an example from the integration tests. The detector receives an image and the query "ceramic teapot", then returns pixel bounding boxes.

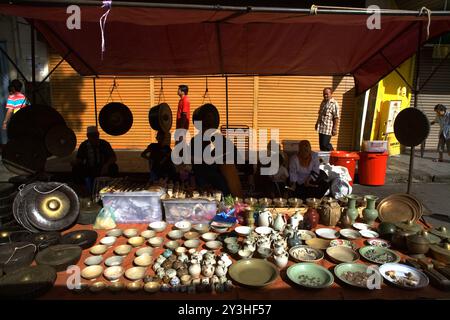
[215,261,228,277]
[202,264,215,277]
[273,244,286,256]
[289,210,304,229]
[319,198,341,227]
[287,230,302,248]
[219,253,233,268]
[274,252,289,268]
[258,209,273,227]
[283,224,296,239]
[257,238,271,250]
[273,212,287,232]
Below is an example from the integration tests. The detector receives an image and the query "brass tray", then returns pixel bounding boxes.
[377,194,419,223]
[228,258,279,288]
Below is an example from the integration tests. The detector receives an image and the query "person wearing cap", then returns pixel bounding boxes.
[71,126,118,193]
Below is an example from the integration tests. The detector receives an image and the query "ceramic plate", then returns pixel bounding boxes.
[360,230,379,239]
[289,245,324,263]
[359,246,401,264]
[353,223,370,230]
[329,239,358,251]
[326,246,359,263]
[334,263,373,289]
[366,238,391,248]
[305,238,330,250]
[315,228,340,240]
[379,263,429,289]
[255,226,273,235]
[297,230,317,241]
[287,263,334,289]
[228,258,279,287]
[339,229,362,240]
[235,226,252,236]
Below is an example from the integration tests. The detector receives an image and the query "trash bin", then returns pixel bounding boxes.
[329,151,360,186]
[358,152,389,186]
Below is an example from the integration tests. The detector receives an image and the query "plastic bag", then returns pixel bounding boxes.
[93,207,117,230]
[330,178,352,200]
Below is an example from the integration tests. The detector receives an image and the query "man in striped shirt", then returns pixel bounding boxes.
[2,79,29,130]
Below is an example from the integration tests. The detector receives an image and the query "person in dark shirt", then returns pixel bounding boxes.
[141,131,176,182]
[71,126,118,193]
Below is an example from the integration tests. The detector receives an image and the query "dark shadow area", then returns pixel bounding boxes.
[336,87,357,151]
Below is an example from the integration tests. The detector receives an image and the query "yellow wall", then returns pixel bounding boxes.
[370,57,415,155]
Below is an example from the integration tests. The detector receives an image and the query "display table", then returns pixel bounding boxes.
[39,223,450,300]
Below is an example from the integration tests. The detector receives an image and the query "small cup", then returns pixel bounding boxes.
[181,274,192,285]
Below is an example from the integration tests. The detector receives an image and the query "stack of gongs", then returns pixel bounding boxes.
[3,104,77,176]
[12,182,80,233]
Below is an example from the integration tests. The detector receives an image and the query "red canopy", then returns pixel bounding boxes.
[1,3,450,94]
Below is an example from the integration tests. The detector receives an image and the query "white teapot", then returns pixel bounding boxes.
[258,210,273,227]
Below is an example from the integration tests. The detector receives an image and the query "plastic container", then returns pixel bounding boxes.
[330,151,360,186]
[358,152,389,186]
[163,199,217,224]
[100,190,163,224]
[317,151,331,164]
[362,141,388,153]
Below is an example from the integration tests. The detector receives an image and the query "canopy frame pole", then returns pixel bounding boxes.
[407,22,423,195]
[39,21,98,77]
[225,75,229,136]
[380,52,414,91]
[33,51,70,95]
[0,46,28,82]
[93,77,98,128]
[30,19,36,104]
[419,49,450,91]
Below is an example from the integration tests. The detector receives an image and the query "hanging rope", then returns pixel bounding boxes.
[158,78,166,104]
[202,77,212,104]
[100,0,112,60]
[419,7,432,40]
[106,78,123,103]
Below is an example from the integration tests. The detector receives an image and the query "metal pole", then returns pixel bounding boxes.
[30,19,36,105]
[93,77,98,127]
[225,75,229,134]
[407,23,423,194]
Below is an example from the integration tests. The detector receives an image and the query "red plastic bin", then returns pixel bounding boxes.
[329,151,360,186]
[358,152,389,186]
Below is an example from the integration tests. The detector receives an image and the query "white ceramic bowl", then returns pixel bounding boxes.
[235,226,252,236]
[315,228,340,240]
[136,247,154,256]
[125,267,147,281]
[184,239,201,249]
[84,255,103,266]
[175,220,192,232]
[105,255,124,267]
[353,223,370,231]
[104,266,124,281]
[211,225,228,234]
[360,230,379,239]
[339,229,362,240]
[128,236,145,247]
[134,254,153,267]
[175,246,187,256]
[90,244,108,255]
[81,265,104,280]
[148,236,164,247]
[255,226,273,235]
[100,236,117,246]
[202,232,218,241]
[123,228,139,238]
[238,249,253,259]
[140,230,156,239]
[106,229,123,237]
[167,230,184,240]
[193,223,210,234]
[114,244,132,256]
[149,221,167,232]
[205,240,222,250]
[165,240,180,250]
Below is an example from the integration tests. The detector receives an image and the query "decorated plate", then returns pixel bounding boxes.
[289,245,324,263]
[379,263,429,289]
[366,238,391,248]
[329,239,358,251]
[359,246,401,265]
[297,229,317,241]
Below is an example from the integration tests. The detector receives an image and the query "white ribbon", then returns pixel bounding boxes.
[100,0,112,60]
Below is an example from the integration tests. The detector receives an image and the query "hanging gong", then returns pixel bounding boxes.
[193,103,220,130]
[149,103,173,132]
[7,104,66,141]
[0,241,37,274]
[44,125,77,157]
[24,182,80,232]
[0,265,57,299]
[61,230,98,249]
[25,232,61,251]
[99,102,133,136]
[394,108,430,147]
[2,137,47,175]
[35,244,82,272]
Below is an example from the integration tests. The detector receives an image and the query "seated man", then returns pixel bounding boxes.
[141,131,176,182]
[72,126,118,194]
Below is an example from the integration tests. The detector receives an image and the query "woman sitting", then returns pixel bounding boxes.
[289,140,329,200]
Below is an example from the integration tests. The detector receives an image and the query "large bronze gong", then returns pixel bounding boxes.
[35,244,82,272]
[12,183,41,233]
[2,136,47,175]
[394,108,430,147]
[0,241,36,274]
[149,103,173,132]
[45,125,77,157]
[99,102,133,136]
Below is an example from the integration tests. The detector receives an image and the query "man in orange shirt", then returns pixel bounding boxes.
[176,84,190,132]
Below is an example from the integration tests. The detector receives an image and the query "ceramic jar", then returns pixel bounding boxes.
[258,210,273,227]
[339,212,353,229]
[273,212,287,232]
[215,261,227,277]
[274,252,289,268]
[345,194,359,224]
[319,198,341,227]
[303,207,319,230]
[188,260,201,279]
[392,229,417,250]
[362,195,379,226]
[287,231,302,248]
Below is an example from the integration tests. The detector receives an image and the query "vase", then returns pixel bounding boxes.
[345,194,359,224]
[273,212,287,232]
[303,207,319,230]
[319,198,341,227]
[362,195,379,226]
[339,212,353,229]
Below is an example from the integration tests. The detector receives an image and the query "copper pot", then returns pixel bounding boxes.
[392,229,417,250]
[406,231,430,255]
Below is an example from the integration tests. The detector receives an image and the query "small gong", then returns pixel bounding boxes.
[394,108,430,147]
